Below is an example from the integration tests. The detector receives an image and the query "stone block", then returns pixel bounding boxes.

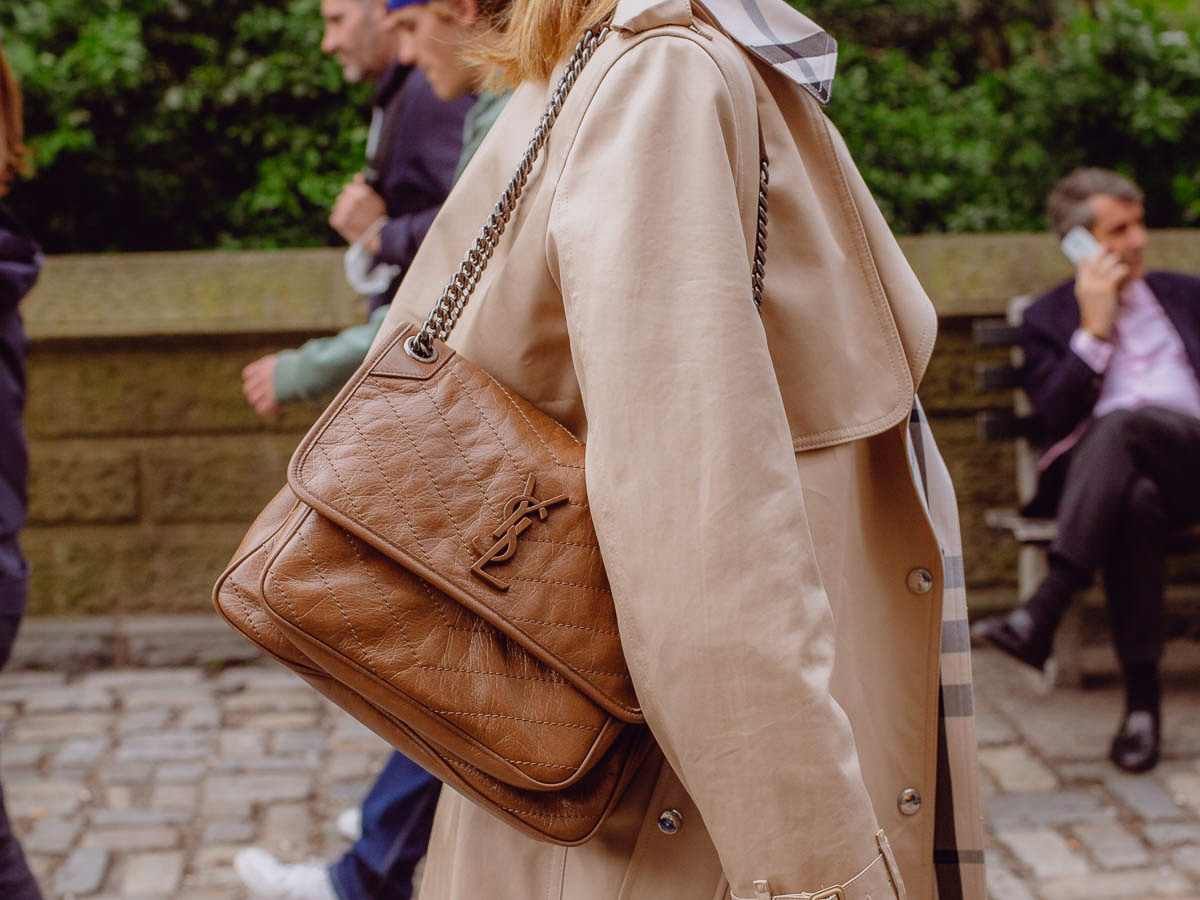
[53,847,110,896]
[141,434,298,524]
[1163,772,1200,817]
[26,688,115,715]
[9,712,113,742]
[24,815,83,855]
[26,248,359,340]
[120,850,185,896]
[982,855,1035,900]
[202,820,257,846]
[1172,844,1200,876]
[122,614,263,668]
[116,708,172,736]
[1039,868,1192,900]
[200,773,313,816]
[979,745,1059,793]
[26,442,140,525]
[261,802,311,856]
[1070,821,1150,870]
[994,828,1088,879]
[986,791,1115,830]
[8,617,118,671]
[115,732,216,763]
[22,524,249,616]
[150,783,198,810]
[82,826,181,851]
[52,737,112,769]
[4,779,90,818]
[1103,774,1187,822]
[156,762,207,784]
[1143,822,1200,848]
[25,344,324,440]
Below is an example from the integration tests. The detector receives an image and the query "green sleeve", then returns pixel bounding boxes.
[272,305,390,404]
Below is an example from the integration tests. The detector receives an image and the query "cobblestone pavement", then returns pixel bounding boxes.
[0,648,1198,899]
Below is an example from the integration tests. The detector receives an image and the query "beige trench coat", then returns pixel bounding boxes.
[370,1,986,897]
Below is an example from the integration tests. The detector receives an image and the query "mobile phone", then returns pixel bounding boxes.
[1060,226,1102,266]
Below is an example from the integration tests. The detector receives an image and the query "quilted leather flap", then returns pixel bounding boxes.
[262,506,628,791]
[289,324,641,723]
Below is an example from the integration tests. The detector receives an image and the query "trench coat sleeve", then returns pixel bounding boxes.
[547,35,887,897]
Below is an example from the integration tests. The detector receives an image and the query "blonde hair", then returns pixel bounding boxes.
[0,46,29,196]
[472,0,619,88]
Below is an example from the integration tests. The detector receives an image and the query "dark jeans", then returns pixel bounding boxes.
[1051,406,1200,663]
[0,611,43,900]
[328,752,440,900]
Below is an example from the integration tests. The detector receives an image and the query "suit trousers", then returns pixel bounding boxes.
[328,751,440,900]
[1051,406,1200,663]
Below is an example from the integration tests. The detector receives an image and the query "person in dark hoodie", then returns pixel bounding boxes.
[0,44,45,900]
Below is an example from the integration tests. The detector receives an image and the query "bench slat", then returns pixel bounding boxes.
[975,363,1023,391]
[972,318,1023,348]
[976,410,1038,441]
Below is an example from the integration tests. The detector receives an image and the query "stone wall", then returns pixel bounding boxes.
[19,235,1200,617]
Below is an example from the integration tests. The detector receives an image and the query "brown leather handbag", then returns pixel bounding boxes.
[213,27,655,846]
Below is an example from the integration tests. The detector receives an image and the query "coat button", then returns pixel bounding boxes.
[657,808,683,834]
[906,568,934,594]
[898,788,922,815]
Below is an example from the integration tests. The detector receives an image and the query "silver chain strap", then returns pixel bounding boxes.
[751,157,769,309]
[405,25,771,361]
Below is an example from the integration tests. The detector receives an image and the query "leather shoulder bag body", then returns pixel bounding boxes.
[214,24,770,845]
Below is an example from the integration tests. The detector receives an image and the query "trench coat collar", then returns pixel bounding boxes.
[611,0,837,103]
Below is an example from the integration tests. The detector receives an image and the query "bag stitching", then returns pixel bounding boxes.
[337,402,433,557]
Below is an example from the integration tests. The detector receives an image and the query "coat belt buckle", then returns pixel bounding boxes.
[809,889,846,900]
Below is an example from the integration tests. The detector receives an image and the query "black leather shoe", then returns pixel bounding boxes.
[1110,710,1160,773]
[970,608,1052,671]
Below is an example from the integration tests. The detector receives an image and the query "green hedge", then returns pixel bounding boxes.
[825,1,1200,233]
[2,0,367,252]
[2,0,1199,249]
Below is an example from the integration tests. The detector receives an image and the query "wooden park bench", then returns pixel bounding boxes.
[972,295,1200,688]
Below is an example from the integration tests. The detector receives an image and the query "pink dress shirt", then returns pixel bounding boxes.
[1039,279,1200,471]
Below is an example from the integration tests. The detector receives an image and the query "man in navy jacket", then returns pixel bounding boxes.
[240,0,470,416]
[973,168,1200,773]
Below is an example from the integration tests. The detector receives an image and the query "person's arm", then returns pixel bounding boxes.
[550,35,887,897]
[242,306,391,415]
[1021,294,1103,445]
[273,304,391,403]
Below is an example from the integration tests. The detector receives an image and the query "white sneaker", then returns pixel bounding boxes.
[233,847,337,900]
[335,806,363,842]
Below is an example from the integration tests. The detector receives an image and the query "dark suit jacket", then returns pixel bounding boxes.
[366,66,472,312]
[1020,270,1200,515]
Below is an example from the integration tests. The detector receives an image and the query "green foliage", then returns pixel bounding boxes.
[824,0,1200,233]
[1,0,369,251]
[2,0,1199,247]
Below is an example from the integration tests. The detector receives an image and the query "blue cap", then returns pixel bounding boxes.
[386,0,425,9]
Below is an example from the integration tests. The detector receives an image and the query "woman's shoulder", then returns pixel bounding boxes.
[604,15,753,90]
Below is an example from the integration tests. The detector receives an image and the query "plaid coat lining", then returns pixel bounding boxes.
[909,397,988,900]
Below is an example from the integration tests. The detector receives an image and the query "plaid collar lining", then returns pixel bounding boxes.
[695,0,837,103]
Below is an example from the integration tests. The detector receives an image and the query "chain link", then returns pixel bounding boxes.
[751,157,769,310]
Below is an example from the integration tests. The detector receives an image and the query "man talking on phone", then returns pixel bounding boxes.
[973,168,1200,773]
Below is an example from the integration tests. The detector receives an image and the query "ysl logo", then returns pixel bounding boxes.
[471,474,568,591]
